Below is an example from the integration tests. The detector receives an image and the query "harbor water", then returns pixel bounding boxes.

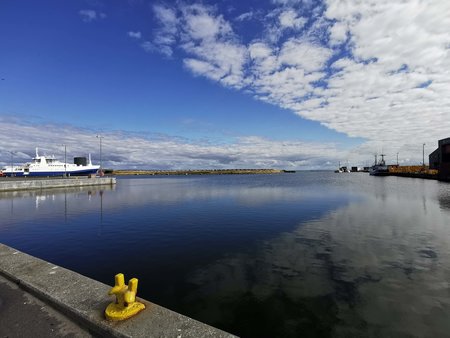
[1,172,450,337]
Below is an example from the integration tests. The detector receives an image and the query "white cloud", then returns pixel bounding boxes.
[183,58,224,81]
[248,42,272,60]
[279,9,307,30]
[328,21,347,45]
[153,4,178,28]
[235,12,254,22]
[140,41,153,52]
[128,31,142,39]
[0,117,343,170]
[183,39,248,88]
[301,0,450,150]
[151,4,249,88]
[140,41,173,57]
[79,9,106,22]
[152,4,178,56]
[147,0,450,165]
[272,0,305,5]
[278,38,332,72]
[181,4,232,41]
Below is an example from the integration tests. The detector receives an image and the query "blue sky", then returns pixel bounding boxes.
[1,0,449,169]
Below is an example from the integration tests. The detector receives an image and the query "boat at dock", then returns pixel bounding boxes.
[369,154,389,176]
[334,162,350,173]
[1,148,100,177]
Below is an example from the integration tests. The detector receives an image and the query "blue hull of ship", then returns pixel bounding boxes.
[4,168,98,177]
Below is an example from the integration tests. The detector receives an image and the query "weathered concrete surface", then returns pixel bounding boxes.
[0,177,116,192]
[0,274,93,337]
[0,243,236,338]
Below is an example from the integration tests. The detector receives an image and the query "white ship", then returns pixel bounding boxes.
[334,162,350,173]
[1,148,100,177]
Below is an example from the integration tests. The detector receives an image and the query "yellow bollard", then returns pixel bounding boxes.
[105,273,146,321]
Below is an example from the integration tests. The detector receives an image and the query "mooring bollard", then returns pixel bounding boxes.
[105,273,146,321]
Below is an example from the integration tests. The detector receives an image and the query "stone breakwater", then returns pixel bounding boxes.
[113,169,285,175]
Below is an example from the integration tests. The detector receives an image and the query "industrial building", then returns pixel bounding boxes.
[429,137,450,180]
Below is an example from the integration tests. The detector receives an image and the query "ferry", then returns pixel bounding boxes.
[369,154,389,176]
[1,148,100,177]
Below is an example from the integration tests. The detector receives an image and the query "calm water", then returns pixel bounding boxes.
[2,173,450,337]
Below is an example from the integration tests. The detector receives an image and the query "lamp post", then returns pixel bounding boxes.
[10,151,14,177]
[397,152,399,166]
[422,143,426,166]
[62,144,67,177]
[96,135,103,174]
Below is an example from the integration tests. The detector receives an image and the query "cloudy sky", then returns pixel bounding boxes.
[1,0,449,169]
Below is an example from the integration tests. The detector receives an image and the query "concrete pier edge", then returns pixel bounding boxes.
[0,243,236,338]
[0,177,116,192]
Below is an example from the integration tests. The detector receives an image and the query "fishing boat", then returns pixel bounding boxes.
[1,148,100,177]
[334,162,350,173]
[369,154,389,176]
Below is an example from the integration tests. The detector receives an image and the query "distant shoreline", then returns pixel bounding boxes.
[110,169,292,176]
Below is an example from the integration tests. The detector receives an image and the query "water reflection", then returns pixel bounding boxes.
[0,185,114,233]
[180,186,450,337]
[438,185,450,211]
[1,174,450,337]
[0,184,114,200]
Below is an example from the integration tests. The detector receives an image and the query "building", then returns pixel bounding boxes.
[429,148,440,169]
[429,137,450,180]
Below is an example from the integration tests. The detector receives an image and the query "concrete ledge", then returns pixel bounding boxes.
[0,177,116,192]
[0,243,236,338]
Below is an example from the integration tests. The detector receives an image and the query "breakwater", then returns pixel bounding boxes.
[0,177,116,192]
[113,169,285,175]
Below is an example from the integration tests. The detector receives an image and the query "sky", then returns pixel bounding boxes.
[0,0,449,170]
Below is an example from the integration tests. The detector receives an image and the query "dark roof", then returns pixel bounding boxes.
[438,137,450,146]
[429,148,439,157]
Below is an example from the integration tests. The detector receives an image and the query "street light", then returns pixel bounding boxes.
[422,143,426,166]
[396,152,399,166]
[96,135,103,174]
[62,144,67,177]
[10,151,14,177]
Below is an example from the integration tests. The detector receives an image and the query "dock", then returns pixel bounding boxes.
[385,165,439,180]
[0,177,116,192]
[0,243,235,337]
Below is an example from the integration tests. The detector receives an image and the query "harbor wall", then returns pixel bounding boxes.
[0,177,116,192]
[0,243,235,338]
[384,165,444,180]
[112,169,284,175]
[385,172,438,180]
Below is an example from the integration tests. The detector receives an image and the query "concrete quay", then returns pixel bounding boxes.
[0,243,236,337]
[0,273,92,337]
[0,177,116,192]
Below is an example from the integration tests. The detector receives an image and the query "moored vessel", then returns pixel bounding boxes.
[1,148,100,177]
[334,162,350,173]
[369,154,389,176]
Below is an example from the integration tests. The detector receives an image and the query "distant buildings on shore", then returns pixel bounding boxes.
[429,137,450,180]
